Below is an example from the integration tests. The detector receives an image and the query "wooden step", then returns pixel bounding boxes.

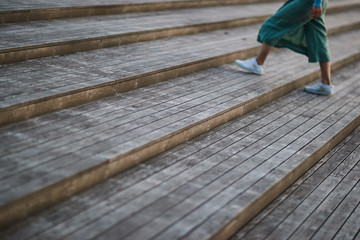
[1,59,359,240]
[0,28,359,230]
[1,0,358,64]
[232,125,360,240]
[0,9,359,126]
[0,0,282,23]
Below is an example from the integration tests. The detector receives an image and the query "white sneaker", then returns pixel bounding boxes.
[304,82,334,95]
[235,58,264,75]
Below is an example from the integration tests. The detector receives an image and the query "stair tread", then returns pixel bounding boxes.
[1,59,359,240]
[0,9,358,110]
[232,125,360,240]
[0,27,358,213]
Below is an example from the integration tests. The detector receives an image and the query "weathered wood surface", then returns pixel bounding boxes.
[0,27,359,229]
[0,2,281,50]
[0,2,283,64]
[0,0,286,24]
[1,59,359,240]
[232,126,360,240]
[0,28,359,207]
[1,1,358,64]
[0,10,358,125]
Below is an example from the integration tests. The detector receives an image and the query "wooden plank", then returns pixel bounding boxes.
[308,165,360,239]
[333,198,360,240]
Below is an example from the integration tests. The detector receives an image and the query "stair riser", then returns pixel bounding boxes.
[0,0,280,24]
[1,52,358,230]
[210,113,360,240]
[0,16,269,65]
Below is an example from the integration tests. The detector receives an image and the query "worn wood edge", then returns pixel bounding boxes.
[0,50,357,230]
[0,46,260,126]
[208,114,360,240]
[0,15,269,64]
[0,0,282,24]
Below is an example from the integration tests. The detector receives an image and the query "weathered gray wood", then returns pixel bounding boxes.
[0,2,283,64]
[0,72,308,239]
[232,125,360,240]
[0,8,358,112]
[333,197,360,240]
[1,60,358,240]
[0,0,287,24]
[35,94,316,240]
[0,26,359,230]
[232,129,359,240]
[157,80,360,240]
[0,1,359,235]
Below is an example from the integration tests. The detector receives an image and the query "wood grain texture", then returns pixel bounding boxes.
[1,59,359,240]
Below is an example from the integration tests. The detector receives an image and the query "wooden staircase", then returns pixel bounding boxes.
[0,0,359,239]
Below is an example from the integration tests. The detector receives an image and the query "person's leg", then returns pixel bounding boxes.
[256,42,273,65]
[234,42,273,75]
[320,61,331,85]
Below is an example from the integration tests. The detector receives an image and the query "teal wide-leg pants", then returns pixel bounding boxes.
[257,0,330,62]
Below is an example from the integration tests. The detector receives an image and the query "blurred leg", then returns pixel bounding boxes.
[320,61,331,85]
[256,42,273,65]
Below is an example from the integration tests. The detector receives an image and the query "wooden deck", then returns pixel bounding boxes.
[1,59,360,239]
[0,0,359,239]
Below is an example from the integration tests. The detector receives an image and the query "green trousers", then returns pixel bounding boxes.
[257,0,330,62]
